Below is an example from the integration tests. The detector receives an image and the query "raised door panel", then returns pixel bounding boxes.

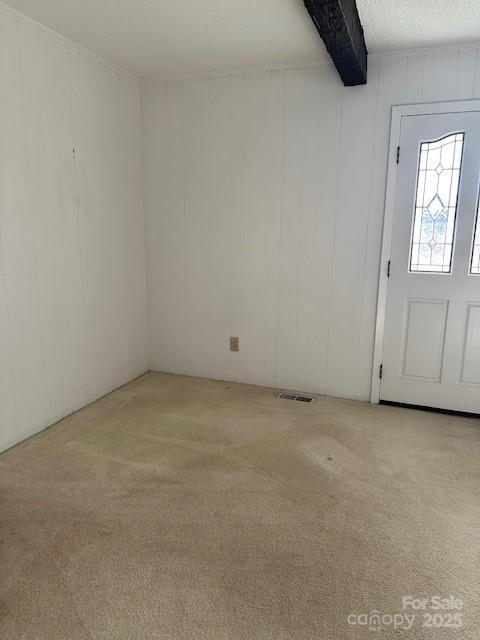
[460,303,480,385]
[401,299,448,381]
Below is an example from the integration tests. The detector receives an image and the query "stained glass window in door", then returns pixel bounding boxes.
[470,202,480,274]
[409,133,464,273]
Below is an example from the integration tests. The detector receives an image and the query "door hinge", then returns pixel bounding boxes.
[387,260,391,278]
[379,364,383,379]
[396,146,400,164]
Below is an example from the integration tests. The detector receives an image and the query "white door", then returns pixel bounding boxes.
[381,111,480,413]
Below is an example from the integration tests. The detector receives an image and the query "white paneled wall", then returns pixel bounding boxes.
[0,6,148,452]
[143,45,480,400]
[2,0,480,455]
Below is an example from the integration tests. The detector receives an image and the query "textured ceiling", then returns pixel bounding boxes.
[357,0,480,52]
[3,0,480,78]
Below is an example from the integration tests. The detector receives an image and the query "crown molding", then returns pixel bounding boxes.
[143,40,480,85]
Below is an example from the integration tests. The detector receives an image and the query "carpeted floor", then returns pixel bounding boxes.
[0,372,479,639]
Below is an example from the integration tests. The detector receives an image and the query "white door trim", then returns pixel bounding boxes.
[371,99,480,404]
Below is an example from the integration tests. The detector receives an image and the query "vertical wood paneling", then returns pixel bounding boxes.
[456,49,476,99]
[144,45,480,401]
[263,70,285,386]
[234,72,271,385]
[472,49,480,97]
[292,67,329,392]
[1,15,48,441]
[0,7,148,452]
[303,64,342,395]
[405,54,425,103]
[143,81,188,376]
[0,34,18,447]
[275,68,309,390]
[422,50,460,102]
[183,79,216,379]
[228,73,247,382]
[326,59,380,398]
[18,23,74,425]
[207,77,233,382]
[0,250,16,449]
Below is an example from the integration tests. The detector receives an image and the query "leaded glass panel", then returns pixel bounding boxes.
[470,203,480,274]
[409,133,464,273]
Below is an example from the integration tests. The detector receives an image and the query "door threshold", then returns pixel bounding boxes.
[379,400,480,419]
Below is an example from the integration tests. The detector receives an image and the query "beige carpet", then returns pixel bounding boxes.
[0,372,479,639]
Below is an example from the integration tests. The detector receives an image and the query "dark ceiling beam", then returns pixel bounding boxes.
[304,0,368,86]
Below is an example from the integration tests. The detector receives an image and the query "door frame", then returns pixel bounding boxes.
[371,99,480,404]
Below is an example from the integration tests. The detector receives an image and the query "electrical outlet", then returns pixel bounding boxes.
[229,336,239,352]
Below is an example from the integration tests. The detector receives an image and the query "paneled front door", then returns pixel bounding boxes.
[381,111,480,413]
